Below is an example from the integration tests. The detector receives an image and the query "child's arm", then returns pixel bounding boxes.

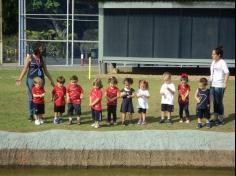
[167,86,175,95]
[194,89,200,103]
[51,90,55,101]
[90,98,102,106]
[33,93,45,98]
[66,93,70,103]
[80,93,84,100]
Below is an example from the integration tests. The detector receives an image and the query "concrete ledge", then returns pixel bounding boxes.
[0,130,235,167]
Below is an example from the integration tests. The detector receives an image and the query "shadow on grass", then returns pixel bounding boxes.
[224,113,235,125]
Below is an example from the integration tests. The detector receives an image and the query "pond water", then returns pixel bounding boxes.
[0,168,234,176]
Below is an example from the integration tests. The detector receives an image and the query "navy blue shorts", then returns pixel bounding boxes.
[120,100,134,113]
[92,109,102,121]
[67,104,81,116]
[197,108,210,119]
[138,108,147,114]
[161,104,174,112]
[54,105,65,113]
[33,103,45,115]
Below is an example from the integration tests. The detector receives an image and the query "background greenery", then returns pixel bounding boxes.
[0,69,234,132]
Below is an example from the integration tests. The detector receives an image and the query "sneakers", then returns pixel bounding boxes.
[218,120,225,126]
[91,123,96,127]
[179,119,183,123]
[94,124,100,128]
[166,119,173,125]
[35,120,40,126]
[159,119,165,124]
[68,118,73,125]
[197,123,203,129]
[141,121,146,125]
[185,120,190,124]
[137,120,142,125]
[54,118,60,124]
[206,122,212,129]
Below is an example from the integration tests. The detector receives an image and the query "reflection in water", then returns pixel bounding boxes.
[0,168,234,176]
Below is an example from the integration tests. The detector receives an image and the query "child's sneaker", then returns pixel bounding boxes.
[185,120,190,124]
[219,120,225,126]
[68,118,73,125]
[59,118,63,123]
[35,120,40,126]
[206,122,212,129]
[214,119,220,126]
[179,119,183,123]
[40,119,44,124]
[113,121,118,126]
[137,120,142,125]
[91,123,96,127]
[54,118,59,124]
[167,119,173,125]
[159,119,165,124]
[94,124,100,128]
[110,120,114,125]
[141,121,146,125]
[197,123,203,129]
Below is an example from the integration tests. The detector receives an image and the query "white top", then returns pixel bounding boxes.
[160,83,175,105]
[210,59,229,88]
[136,89,150,109]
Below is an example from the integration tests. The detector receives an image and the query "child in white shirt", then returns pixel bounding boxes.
[136,80,150,125]
[160,72,176,124]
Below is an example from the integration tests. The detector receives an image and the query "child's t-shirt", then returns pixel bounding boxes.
[160,83,175,105]
[106,86,120,106]
[196,88,210,110]
[52,85,66,106]
[66,83,84,104]
[178,84,190,105]
[90,88,103,111]
[120,88,135,102]
[136,89,150,109]
[32,86,45,104]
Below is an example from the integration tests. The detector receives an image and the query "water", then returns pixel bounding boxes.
[0,168,234,176]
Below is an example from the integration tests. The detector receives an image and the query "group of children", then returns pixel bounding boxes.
[31,72,213,129]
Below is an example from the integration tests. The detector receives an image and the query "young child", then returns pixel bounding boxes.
[105,76,120,126]
[89,78,103,128]
[160,72,175,124]
[178,73,191,123]
[52,76,66,124]
[195,78,211,129]
[66,75,84,125]
[136,80,150,125]
[32,77,45,126]
[120,78,135,126]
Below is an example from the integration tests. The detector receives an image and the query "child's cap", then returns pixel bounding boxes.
[180,73,189,82]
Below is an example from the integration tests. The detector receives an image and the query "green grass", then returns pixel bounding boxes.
[0,69,234,132]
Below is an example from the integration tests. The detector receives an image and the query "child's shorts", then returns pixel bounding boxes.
[67,104,81,116]
[33,103,45,115]
[54,105,65,113]
[161,104,174,112]
[138,108,147,114]
[120,100,134,113]
[92,109,102,121]
[197,108,210,119]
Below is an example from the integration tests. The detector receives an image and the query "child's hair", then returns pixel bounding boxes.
[57,76,65,84]
[199,77,208,86]
[213,45,223,57]
[108,76,118,85]
[180,73,189,82]
[33,77,42,85]
[93,78,103,88]
[139,80,149,90]
[163,72,171,79]
[70,75,78,81]
[123,78,133,85]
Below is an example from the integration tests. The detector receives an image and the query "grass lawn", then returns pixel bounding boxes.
[0,69,235,132]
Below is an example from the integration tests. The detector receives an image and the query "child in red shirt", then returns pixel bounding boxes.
[66,75,84,125]
[178,73,191,123]
[105,76,120,126]
[32,77,45,126]
[52,76,66,124]
[89,78,103,128]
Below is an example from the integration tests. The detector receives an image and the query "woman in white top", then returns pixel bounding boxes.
[210,46,230,125]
